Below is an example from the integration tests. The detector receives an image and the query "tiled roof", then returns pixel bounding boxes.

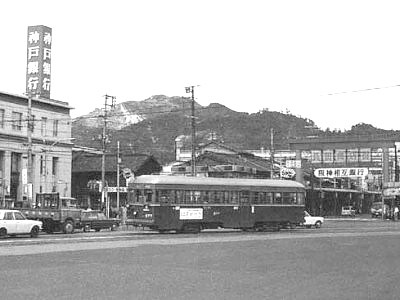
[72,153,156,173]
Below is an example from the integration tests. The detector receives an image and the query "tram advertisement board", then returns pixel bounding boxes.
[179,208,203,220]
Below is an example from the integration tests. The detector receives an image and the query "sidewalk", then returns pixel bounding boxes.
[325,214,377,221]
[324,214,400,222]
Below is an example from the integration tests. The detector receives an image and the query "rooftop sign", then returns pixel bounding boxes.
[26,25,52,98]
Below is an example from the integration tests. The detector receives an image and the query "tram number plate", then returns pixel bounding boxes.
[179,208,203,220]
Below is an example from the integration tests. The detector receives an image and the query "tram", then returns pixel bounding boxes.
[127,175,306,233]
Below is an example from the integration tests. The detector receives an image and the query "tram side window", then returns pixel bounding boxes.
[184,190,200,204]
[211,191,224,204]
[230,191,239,204]
[223,191,230,204]
[282,192,296,204]
[259,192,273,204]
[253,192,260,204]
[297,192,305,205]
[274,192,282,204]
[240,191,250,204]
[202,191,210,203]
[157,190,171,204]
[135,190,142,203]
[176,190,184,204]
[145,189,153,203]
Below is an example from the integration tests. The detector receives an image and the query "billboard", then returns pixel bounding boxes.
[314,167,368,178]
[26,25,52,98]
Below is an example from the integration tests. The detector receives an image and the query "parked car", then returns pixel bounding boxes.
[302,211,324,228]
[0,209,42,238]
[341,206,356,217]
[370,202,389,218]
[80,210,120,232]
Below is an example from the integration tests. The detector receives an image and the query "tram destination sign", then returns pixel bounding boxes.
[314,167,368,178]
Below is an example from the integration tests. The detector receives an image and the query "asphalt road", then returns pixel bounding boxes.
[1,219,400,300]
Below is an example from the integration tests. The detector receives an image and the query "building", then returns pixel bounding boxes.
[171,141,275,179]
[72,151,162,210]
[0,91,73,208]
[289,135,400,215]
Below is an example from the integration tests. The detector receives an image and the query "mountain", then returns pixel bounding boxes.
[72,95,398,164]
[73,95,202,130]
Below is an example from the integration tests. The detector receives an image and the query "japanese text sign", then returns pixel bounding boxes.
[26,25,52,98]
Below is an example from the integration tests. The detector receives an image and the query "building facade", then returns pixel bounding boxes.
[0,91,73,208]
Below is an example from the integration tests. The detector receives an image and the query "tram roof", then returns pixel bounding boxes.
[133,175,305,189]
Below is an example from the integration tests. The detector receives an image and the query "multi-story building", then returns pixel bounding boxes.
[0,91,73,208]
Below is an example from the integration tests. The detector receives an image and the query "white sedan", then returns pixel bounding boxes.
[303,211,324,228]
[0,209,42,238]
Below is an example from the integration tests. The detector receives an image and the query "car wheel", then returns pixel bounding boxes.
[63,221,75,234]
[30,226,40,238]
[0,228,7,238]
[315,221,322,229]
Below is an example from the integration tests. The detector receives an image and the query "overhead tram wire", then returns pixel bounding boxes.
[326,83,400,96]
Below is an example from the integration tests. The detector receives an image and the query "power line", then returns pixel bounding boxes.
[327,84,400,96]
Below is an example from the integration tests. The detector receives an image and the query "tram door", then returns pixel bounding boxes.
[239,191,255,228]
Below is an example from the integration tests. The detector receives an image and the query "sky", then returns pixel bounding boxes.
[2,0,400,131]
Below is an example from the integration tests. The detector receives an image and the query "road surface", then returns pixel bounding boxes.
[1,219,399,300]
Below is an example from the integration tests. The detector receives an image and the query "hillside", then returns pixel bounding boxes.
[72,95,397,164]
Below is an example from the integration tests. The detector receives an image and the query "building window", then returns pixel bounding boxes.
[347,149,359,163]
[41,117,47,136]
[52,120,58,137]
[52,157,58,175]
[335,149,346,163]
[40,155,45,175]
[11,112,22,131]
[0,151,4,178]
[360,148,371,162]
[0,109,4,128]
[311,150,322,163]
[323,150,334,163]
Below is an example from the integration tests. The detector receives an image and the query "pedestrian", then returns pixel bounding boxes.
[394,206,399,221]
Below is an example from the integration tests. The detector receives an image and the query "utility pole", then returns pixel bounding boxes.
[270,128,274,179]
[101,94,116,218]
[395,143,399,182]
[185,86,196,176]
[117,141,120,211]
[27,93,33,206]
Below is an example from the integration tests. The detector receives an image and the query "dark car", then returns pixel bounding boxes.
[80,210,120,232]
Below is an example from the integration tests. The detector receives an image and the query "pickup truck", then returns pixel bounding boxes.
[80,210,121,232]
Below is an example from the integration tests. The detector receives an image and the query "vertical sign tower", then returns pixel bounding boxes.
[26,25,52,98]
